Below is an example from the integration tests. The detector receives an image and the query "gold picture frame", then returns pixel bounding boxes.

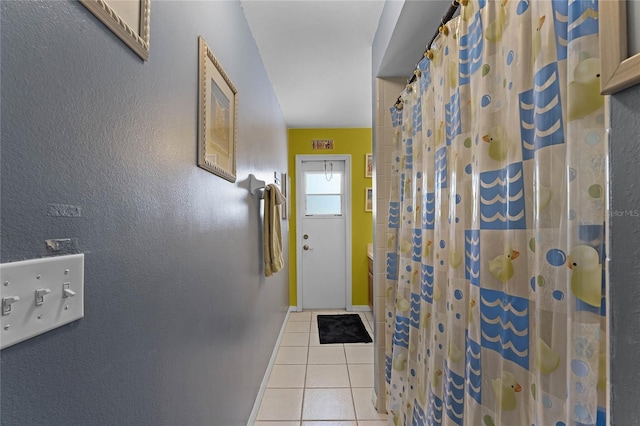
[80,0,150,61]
[365,188,373,212]
[600,0,640,94]
[197,36,238,183]
[365,153,373,178]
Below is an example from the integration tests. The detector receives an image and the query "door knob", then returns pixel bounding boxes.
[303,245,310,250]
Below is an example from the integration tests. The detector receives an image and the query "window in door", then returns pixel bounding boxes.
[304,162,344,216]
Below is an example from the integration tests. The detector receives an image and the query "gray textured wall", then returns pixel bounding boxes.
[610,86,640,424]
[0,1,289,425]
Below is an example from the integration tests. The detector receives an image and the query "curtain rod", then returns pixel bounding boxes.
[395,0,461,109]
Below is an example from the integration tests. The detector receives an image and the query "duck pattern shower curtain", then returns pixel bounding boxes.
[384,0,607,425]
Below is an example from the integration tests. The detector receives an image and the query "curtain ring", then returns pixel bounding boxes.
[414,69,422,78]
[394,97,404,111]
[425,50,434,60]
[439,25,449,36]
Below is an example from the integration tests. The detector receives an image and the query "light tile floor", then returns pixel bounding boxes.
[254,310,387,426]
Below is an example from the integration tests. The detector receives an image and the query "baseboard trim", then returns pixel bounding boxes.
[351,305,372,312]
[247,306,294,426]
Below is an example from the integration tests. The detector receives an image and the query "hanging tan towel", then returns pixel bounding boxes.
[263,183,286,277]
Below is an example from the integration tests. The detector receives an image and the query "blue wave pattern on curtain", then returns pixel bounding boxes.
[384,1,607,425]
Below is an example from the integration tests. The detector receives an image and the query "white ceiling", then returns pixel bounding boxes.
[241,0,384,128]
[241,0,453,129]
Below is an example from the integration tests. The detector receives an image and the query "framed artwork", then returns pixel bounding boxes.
[600,0,640,94]
[80,0,150,60]
[365,188,373,212]
[365,153,373,178]
[197,36,238,182]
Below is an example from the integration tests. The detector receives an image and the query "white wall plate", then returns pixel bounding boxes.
[1,254,84,349]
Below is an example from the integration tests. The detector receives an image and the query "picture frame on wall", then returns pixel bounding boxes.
[600,0,640,94]
[80,0,150,61]
[365,153,373,178]
[365,188,373,212]
[197,36,238,183]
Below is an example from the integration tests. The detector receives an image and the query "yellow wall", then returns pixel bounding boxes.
[288,128,373,307]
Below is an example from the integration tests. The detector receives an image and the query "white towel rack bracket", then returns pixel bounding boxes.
[249,174,266,195]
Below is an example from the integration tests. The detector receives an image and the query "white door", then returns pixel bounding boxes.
[296,155,351,310]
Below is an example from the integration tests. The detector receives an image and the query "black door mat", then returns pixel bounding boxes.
[317,314,372,344]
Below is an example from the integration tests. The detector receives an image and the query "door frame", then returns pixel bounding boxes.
[295,154,352,312]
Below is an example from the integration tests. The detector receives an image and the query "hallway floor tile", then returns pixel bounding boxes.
[253,310,385,425]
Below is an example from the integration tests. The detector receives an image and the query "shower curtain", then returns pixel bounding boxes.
[385,1,607,425]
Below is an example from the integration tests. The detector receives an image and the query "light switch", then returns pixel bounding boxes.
[35,288,51,306]
[63,283,76,298]
[2,296,20,315]
[0,254,84,349]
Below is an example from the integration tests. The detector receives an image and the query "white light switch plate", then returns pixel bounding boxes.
[1,254,84,349]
